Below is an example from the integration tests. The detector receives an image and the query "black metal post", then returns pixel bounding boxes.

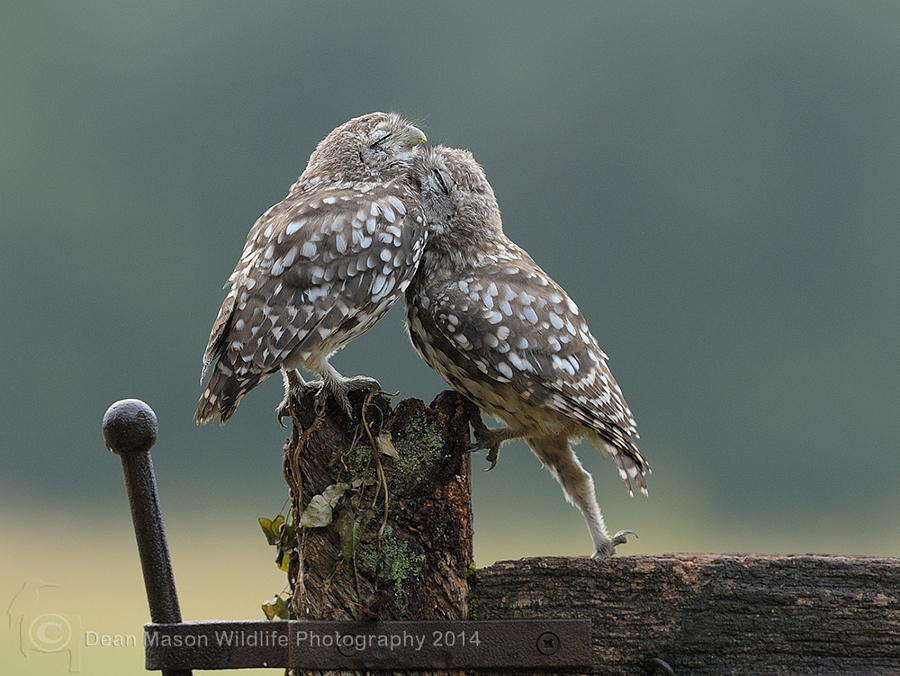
[103,399,192,676]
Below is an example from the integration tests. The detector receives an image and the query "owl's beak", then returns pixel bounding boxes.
[406,125,427,147]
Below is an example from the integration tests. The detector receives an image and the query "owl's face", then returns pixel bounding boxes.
[413,145,501,238]
[306,112,426,182]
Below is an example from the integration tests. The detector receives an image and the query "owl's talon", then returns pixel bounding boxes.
[277,373,324,425]
[483,444,500,471]
[466,431,502,471]
[277,404,290,427]
[314,390,330,416]
[592,530,637,558]
[612,529,637,546]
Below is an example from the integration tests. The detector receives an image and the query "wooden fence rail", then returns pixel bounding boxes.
[476,554,900,674]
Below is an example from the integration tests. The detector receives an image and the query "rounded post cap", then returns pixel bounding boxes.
[103,399,158,456]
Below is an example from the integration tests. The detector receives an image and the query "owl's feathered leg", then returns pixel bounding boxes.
[526,435,635,558]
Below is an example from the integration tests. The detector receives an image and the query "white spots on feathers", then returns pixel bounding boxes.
[281,246,298,267]
[371,274,388,295]
[507,351,533,373]
[387,196,407,217]
[220,186,424,376]
[335,232,348,254]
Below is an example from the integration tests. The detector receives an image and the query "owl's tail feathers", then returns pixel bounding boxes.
[194,361,265,425]
[592,429,650,498]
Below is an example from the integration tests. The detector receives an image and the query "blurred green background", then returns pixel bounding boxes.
[3,2,900,674]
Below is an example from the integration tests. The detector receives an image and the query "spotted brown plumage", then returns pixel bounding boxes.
[405,145,648,557]
[195,113,427,425]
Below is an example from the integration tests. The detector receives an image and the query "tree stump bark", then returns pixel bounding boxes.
[282,389,473,676]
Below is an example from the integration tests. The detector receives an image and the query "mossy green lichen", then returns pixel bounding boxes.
[331,410,445,495]
[359,525,426,610]
[390,412,444,492]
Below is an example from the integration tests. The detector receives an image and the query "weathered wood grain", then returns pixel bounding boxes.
[475,554,900,674]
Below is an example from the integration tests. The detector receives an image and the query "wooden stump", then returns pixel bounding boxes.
[282,389,473,676]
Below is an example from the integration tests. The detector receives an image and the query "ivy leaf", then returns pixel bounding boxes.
[332,506,371,561]
[259,515,286,546]
[261,595,290,620]
[300,483,349,528]
[275,547,291,573]
[375,430,399,459]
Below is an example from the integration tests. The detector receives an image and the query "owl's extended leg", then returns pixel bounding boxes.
[527,435,635,558]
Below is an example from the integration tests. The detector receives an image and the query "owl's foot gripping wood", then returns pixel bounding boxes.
[278,369,318,426]
[463,402,531,471]
[324,374,382,418]
[592,530,637,559]
[463,400,501,471]
[278,368,381,424]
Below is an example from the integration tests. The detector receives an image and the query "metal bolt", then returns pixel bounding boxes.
[537,631,559,656]
[338,636,357,657]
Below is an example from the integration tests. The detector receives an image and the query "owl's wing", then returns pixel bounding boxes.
[202,180,426,383]
[423,252,640,443]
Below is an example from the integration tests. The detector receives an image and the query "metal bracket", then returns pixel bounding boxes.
[144,619,592,671]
